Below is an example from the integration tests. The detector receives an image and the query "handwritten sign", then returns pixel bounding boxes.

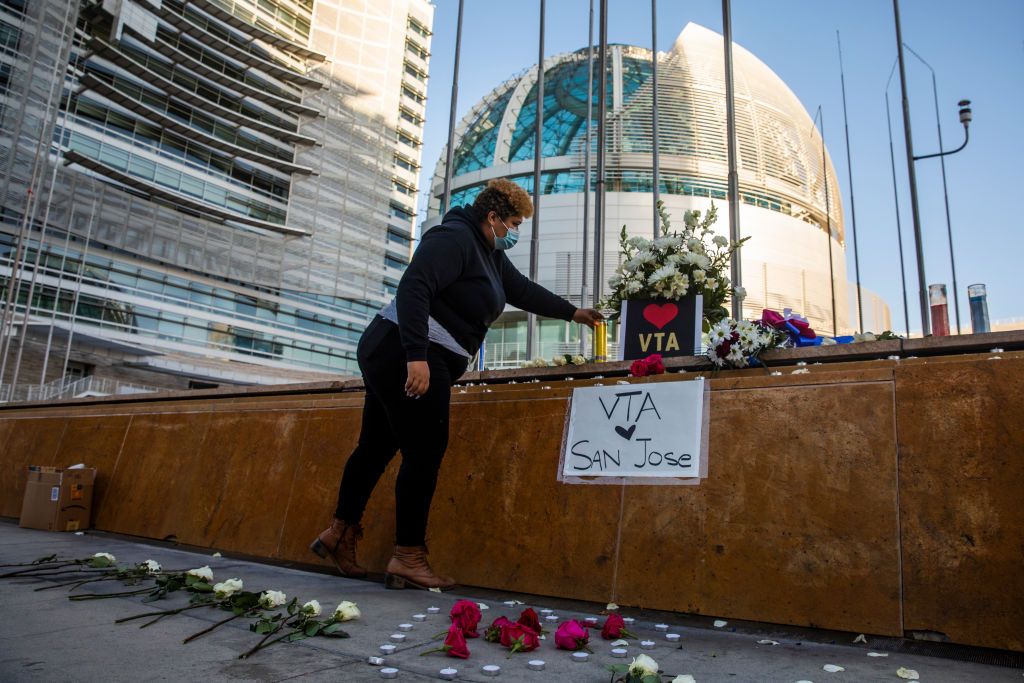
[559,378,708,483]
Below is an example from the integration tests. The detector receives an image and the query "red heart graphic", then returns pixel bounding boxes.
[643,303,679,330]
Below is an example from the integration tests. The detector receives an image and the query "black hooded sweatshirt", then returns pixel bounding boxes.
[394,206,577,362]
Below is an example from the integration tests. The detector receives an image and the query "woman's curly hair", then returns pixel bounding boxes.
[472,178,534,220]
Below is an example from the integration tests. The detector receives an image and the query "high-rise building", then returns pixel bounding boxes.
[0,0,432,400]
[427,23,890,366]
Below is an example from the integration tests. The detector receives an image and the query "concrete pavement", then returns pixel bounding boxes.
[0,521,1018,682]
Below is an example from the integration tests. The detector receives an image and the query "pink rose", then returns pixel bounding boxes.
[554,619,591,651]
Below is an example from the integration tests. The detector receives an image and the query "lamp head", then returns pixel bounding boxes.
[958,99,972,127]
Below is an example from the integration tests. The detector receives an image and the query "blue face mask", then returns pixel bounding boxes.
[491,218,519,250]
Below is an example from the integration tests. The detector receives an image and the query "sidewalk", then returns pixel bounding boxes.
[0,521,1018,682]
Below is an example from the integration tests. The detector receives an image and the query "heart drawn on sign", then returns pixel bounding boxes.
[642,303,679,330]
[614,424,636,440]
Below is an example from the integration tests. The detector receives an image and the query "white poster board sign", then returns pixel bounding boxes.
[559,378,708,485]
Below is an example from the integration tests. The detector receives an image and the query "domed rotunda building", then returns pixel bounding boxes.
[425,23,888,367]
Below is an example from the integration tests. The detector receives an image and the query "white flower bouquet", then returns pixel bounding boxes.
[602,202,747,328]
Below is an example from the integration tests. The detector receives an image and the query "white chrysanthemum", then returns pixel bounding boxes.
[608,274,623,289]
[707,326,728,345]
[650,264,677,283]
[653,235,681,249]
[259,590,287,609]
[712,234,728,248]
[726,346,747,367]
[624,279,643,295]
[333,600,361,622]
[686,237,704,252]
[187,566,213,582]
[626,236,651,249]
[213,577,243,599]
[301,599,322,617]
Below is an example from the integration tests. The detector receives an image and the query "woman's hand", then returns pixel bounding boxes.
[572,308,605,328]
[405,361,430,398]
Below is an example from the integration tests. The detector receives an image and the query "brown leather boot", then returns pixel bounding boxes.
[309,518,367,578]
[384,545,455,590]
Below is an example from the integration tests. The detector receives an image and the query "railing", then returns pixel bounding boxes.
[15,376,160,403]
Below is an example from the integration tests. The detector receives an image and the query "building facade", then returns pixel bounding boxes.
[427,23,889,367]
[0,0,432,399]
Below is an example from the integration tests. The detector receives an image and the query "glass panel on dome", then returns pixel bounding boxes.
[452,86,515,176]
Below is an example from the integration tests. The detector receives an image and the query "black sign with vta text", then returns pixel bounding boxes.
[618,295,703,360]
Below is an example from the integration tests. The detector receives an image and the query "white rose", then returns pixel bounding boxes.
[213,578,243,599]
[552,355,567,366]
[571,355,586,365]
[333,600,361,621]
[302,599,322,617]
[141,559,161,574]
[92,552,116,564]
[259,590,287,609]
[671,676,697,683]
[187,566,214,582]
[733,286,746,300]
[629,654,660,677]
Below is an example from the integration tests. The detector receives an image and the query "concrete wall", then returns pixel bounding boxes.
[1,351,1022,651]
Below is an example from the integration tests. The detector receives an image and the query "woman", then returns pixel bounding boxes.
[310,178,603,590]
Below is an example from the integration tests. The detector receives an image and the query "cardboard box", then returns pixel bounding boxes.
[19,466,97,532]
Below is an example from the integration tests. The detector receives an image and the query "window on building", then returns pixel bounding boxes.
[64,361,93,381]
[407,16,431,39]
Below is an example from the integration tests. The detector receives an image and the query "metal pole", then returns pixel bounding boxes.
[816,108,838,337]
[580,0,594,355]
[593,0,608,308]
[40,210,77,386]
[61,201,96,381]
[837,31,863,333]
[651,0,659,239]
[893,0,930,336]
[904,43,961,335]
[722,0,742,319]
[886,91,912,337]
[526,0,545,361]
[440,0,464,216]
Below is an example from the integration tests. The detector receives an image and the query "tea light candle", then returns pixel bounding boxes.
[540,608,553,615]
[572,652,589,663]
[583,617,599,626]
[640,640,656,650]
[379,644,397,655]
[439,668,458,680]
[654,623,669,632]
[368,657,385,666]
[397,623,413,632]
[544,615,559,623]
[622,617,636,625]
[503,600,517,607]
[666,633,681,643]
[412,614,427,622]
[389,633,406,643]
[611,648,628,658]
[527,660,545,671]
[427,606,441,614]
[481,665,500,676]
[380,668,398,679]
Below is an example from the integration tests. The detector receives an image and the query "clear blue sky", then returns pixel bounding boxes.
[415,0,1024,333]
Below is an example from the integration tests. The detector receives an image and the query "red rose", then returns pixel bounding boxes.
[421,624,470,659]
[484,616,513,643]
[500,622,540,655]
[516,608,541,634]
[630,353,666,377]
[450,599,482,638]
[554,619,591,651]
[600,613,638,640]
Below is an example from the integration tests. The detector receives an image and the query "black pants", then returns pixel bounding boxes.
[334,316,468,546]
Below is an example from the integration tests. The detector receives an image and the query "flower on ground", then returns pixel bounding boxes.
[187,566,213,582]
[450,599,482,638]
[500,622,540,655]
[554,620,591,651]
[601,613,638,640]
[552,355,567,366]
[213,578,243,599]
[259,590,287,609]
[630,354,666,378]
[141,559,161,574]
[630,653,660,677]
[333,600,360,621]
[485,616,514,643]
[422,624,470,659]
[671,676,697,683]
[571,355,586,365]
[517,608,541,634]
[301,599,322,617]
[93,552,116,564]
